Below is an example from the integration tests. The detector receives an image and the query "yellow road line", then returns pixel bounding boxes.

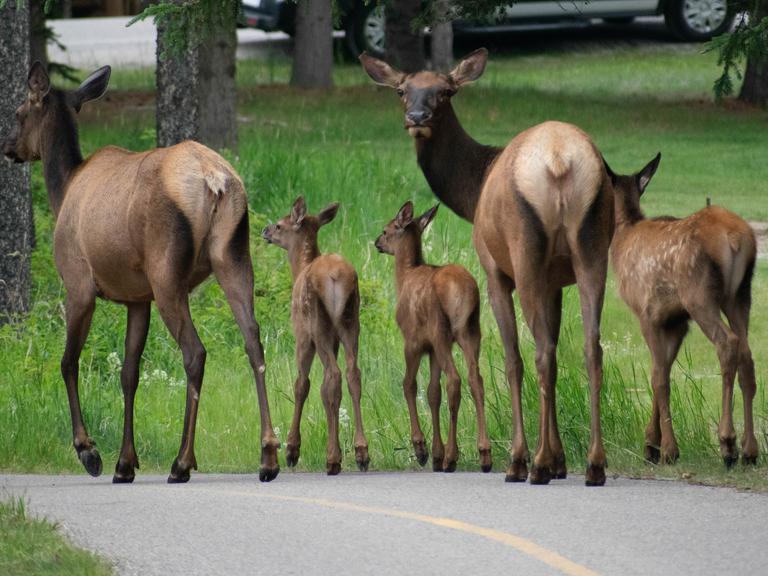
[204,489,600,576]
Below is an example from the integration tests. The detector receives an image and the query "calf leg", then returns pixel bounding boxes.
[286,337,314,468]
[427,352,445,472]
[455,321,492,473]
[434,339,461,473]
[113,302,151,483]
[212,252,280,482]
[544,289,565,479]
[61,291,100,477]
[403,346,428,466]
[316,337,343,475]
[338,304,370,472]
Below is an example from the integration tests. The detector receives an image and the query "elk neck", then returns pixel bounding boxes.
[414,102,501,223]
[40,92,84,219]
[288,234,321,280]
[394,229,424,293]
[614,190,646,232]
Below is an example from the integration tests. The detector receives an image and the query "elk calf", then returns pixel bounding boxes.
[607,153,758,467]
[375,202,491,472]
[2,63,280,483]
[263,197,369,474]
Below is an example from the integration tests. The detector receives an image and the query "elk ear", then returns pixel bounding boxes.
[318,202,340,227]
[73,65,111,112]
[417,204,439,232]
[395,201,414,229]
[28,61,51,104]
[636,152,661,196]
[449,48,488,87]
[359,52,405,88]
[291,196,307,227]
[602,156,617,187]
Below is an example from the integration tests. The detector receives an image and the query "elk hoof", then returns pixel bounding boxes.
[479,450,492,473]
[326,462,342,476]
[551,454,567,479]
[413,441,428,467]
[660,449,680,465]
[431,457,443,472]
[720,437,738,469]
[504,459,528,483]
[259,465,280,483]
[723,455,739,469]
[78,448,103,478]
[443,460,457,473]
[644,444,661,464]
[742,454,758,466]
[168,459,191,484]
[355,447,370,472]
[585,463,606,487]
[112,462,136,484]
[529,464,552,485]
[285,445,300,468]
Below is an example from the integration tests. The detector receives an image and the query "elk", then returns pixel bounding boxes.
[361,49,613,485]
[2,62,280,484]
[375,201,491,473]
[606,153,758,467]
[262,197,369,474]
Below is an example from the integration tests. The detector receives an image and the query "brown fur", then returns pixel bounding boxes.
[3,63,280,483]
[263,197,369,474]
[375,202,491,473]
[607,154,758,467]
[361,49,613,485]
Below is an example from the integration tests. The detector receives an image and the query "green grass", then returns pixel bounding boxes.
[0,498,112,575]
[2,44,767,485]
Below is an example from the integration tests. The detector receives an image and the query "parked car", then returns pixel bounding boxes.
[241,0,735,58]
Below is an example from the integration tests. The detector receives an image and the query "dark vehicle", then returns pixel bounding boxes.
[241,0,735,58]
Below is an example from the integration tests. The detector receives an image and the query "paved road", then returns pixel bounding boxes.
[2,472,766,576]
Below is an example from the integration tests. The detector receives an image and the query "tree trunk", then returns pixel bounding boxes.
[291,0,333,88]
[30,0,48,67]
[739,4,768,106]
[385,0,425,73]
[0,1,33,325]
[156,0,238,151]
[430,0,453,72]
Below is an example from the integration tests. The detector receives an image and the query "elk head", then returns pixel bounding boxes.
[604,152,661,223]
[359,49,488,139]
[375,201,439,255]
[3,62,111,163]
[262,196,340,251]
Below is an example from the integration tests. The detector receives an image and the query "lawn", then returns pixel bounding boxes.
[1,42,767,487]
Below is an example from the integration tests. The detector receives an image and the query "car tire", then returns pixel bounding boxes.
[664,0,734,41]
[346,2,386,58]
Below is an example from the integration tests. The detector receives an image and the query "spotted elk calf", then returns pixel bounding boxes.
[2,62,280,483]
[262,197,369,474]
[361,49,614,485]
[375,202,492,472]
[607,153,758,467]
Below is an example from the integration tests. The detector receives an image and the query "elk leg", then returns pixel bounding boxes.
[153,291,206,483]
[455,322,492,473]
[286,336,314,468]
[113,302,150,483]
[403,346,428,466]
[338,307,370,472]
[316,337,343,475]
[572,259,608,487]
[640,319,687,465]
[486,271,528,482]
[724,301,758,465]
[434,338,461,473]
[544,289,566,479]
[427,352,445,472]
[61,292,101,477]
[213,253,280,482]
[688,302,740,467]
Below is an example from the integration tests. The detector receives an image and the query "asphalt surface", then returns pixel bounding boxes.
[2,472,767,575]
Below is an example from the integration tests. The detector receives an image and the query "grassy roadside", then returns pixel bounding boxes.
[1,44,767,486]
[0,498,112,576]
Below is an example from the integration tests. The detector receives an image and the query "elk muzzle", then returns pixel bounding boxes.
[261,225,273,244]
[2,137,22,163]
[405,109,433,139]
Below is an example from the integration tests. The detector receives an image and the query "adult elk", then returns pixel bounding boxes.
[2,63,280,484]
[262,197,369,474]
[361,48,614,485]
[606,154,758,467]
[375,201,491,473]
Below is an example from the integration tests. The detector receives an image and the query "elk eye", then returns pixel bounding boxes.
[396,88,404,97]
[275,224,281,230]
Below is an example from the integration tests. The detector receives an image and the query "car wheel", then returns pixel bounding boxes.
[664,0,734,41]
[346,2,386,58]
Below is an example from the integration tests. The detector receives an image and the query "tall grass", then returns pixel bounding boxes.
[1,45,766,482]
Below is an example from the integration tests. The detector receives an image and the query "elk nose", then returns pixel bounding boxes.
[261,226,271,241]
[406,109,431,126]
